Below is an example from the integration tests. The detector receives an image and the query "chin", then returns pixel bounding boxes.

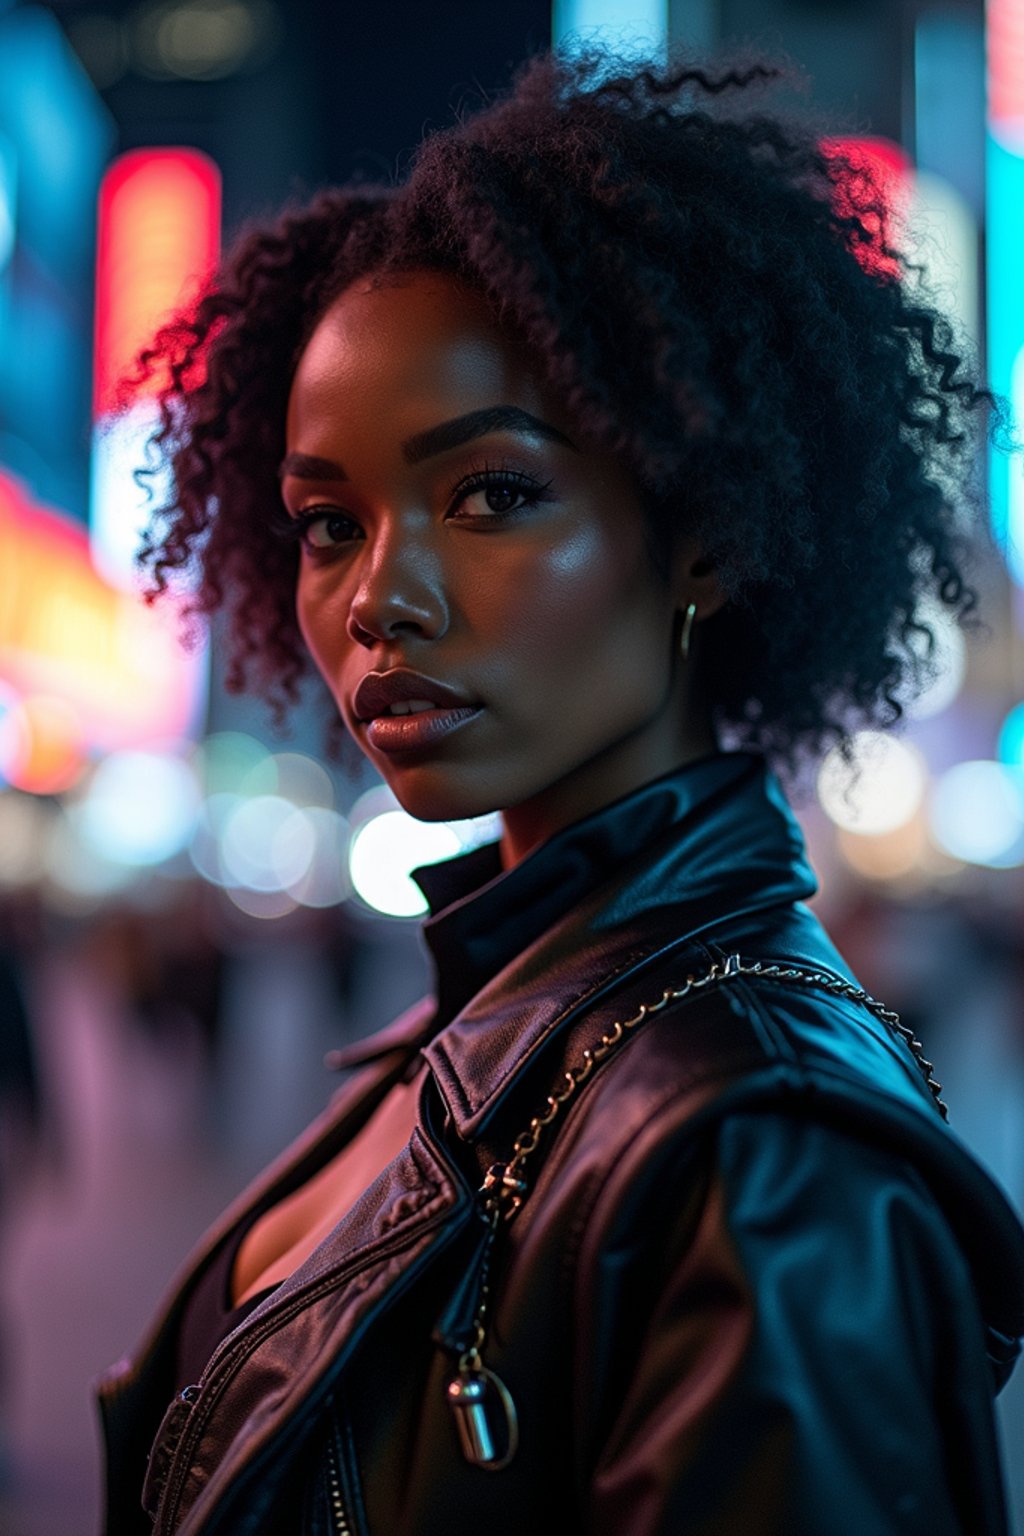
[381,766,503,827]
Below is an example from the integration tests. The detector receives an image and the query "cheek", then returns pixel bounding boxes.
[480,525,667,661]
[295,573,344,681]
[294,579,318,659]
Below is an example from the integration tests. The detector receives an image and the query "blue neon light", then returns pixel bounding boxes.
[553,0,667,55]
[985,133,1024,582]
[998,700,1024,766]
[0,133,14,272]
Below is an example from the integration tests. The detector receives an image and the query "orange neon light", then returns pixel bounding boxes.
[1,695,87,796]
[94,149,221,417]
[0,472,201,750]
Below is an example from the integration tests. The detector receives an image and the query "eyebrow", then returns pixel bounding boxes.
[278,405,578,482]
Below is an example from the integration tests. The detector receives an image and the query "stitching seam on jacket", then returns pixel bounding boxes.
[435,941,656,1122]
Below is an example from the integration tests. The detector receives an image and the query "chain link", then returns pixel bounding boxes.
[480,951,947,1231]
[731,956,948,1121]
[457,948,947,1427]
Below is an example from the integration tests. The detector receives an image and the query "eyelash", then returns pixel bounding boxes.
[445,458,556,520]
[274,458,555,554]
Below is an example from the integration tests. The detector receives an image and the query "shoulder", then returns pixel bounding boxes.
[573,1106,1017,1536]
[570,914,943,1167]
[550,925,1024,1362]
[575,1018,1024,1399]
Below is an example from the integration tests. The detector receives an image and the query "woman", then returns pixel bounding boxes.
[98,47,1024,1536]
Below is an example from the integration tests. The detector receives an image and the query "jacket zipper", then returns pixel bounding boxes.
[325,1425,353,1536]
[156,1199,468,1534]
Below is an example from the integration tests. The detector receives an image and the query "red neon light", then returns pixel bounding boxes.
[988,0,1024,127]
[823,137,912,278]
[94,149,221,417]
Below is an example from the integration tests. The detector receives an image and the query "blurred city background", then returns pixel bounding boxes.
[0,0,1022,1531]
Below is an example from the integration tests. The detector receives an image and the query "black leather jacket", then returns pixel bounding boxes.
[97,752,1024,1535]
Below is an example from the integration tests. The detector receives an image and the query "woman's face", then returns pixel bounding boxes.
[284,269,715,862]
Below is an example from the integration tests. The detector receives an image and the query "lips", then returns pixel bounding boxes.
[352,669,479,723]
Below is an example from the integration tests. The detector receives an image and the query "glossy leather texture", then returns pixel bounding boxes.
[96,752,1024,1536]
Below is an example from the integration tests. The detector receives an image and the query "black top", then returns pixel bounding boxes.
[175,1219,277,1395]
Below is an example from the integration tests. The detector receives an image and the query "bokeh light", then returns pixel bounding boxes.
[345,787,504,918]
[187,776,350,911]
[285,807,351,908]
[448,809,504,852]
[1,695,88,795]
[836,816,931,882]
[817,732,928,834]
[929,759,1024,866]
[131,0,281,82]
[188,791,243,885]
[348,811,463,918]
[224,884,300,921]
[220,794,316,892]
[270,752,335,809]
[197,731,276,797]
[75,748,201,866]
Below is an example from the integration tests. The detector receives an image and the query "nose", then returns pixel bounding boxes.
[345,518,449,647]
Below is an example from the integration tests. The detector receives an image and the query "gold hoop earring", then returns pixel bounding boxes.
[680,602,697,662]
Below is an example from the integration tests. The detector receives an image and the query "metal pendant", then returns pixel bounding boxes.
[446,1360,519,1471]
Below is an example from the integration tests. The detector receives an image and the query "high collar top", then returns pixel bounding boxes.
[412,750,816,1035]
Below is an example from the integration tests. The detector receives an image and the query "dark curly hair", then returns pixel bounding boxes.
[131,44,998,780]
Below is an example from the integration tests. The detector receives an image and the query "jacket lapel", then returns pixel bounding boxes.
[424,755,817,1139]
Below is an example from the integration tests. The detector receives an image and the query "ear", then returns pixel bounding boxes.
[671,536,728,623]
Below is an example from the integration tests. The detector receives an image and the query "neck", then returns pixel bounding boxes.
[498,714,719,869]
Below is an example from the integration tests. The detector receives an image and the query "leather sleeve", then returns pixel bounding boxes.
[586,1112,1012,1536]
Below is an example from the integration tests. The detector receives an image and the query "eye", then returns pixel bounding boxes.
[287,507,361,552]
[447,466,555,522]
[476,480,527,515]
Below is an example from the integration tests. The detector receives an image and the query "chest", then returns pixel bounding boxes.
[231,1070,425,1305]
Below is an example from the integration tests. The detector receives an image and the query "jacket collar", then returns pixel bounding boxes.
[419,751,817,1139]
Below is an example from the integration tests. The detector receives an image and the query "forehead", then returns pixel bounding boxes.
[289,270,545,420]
